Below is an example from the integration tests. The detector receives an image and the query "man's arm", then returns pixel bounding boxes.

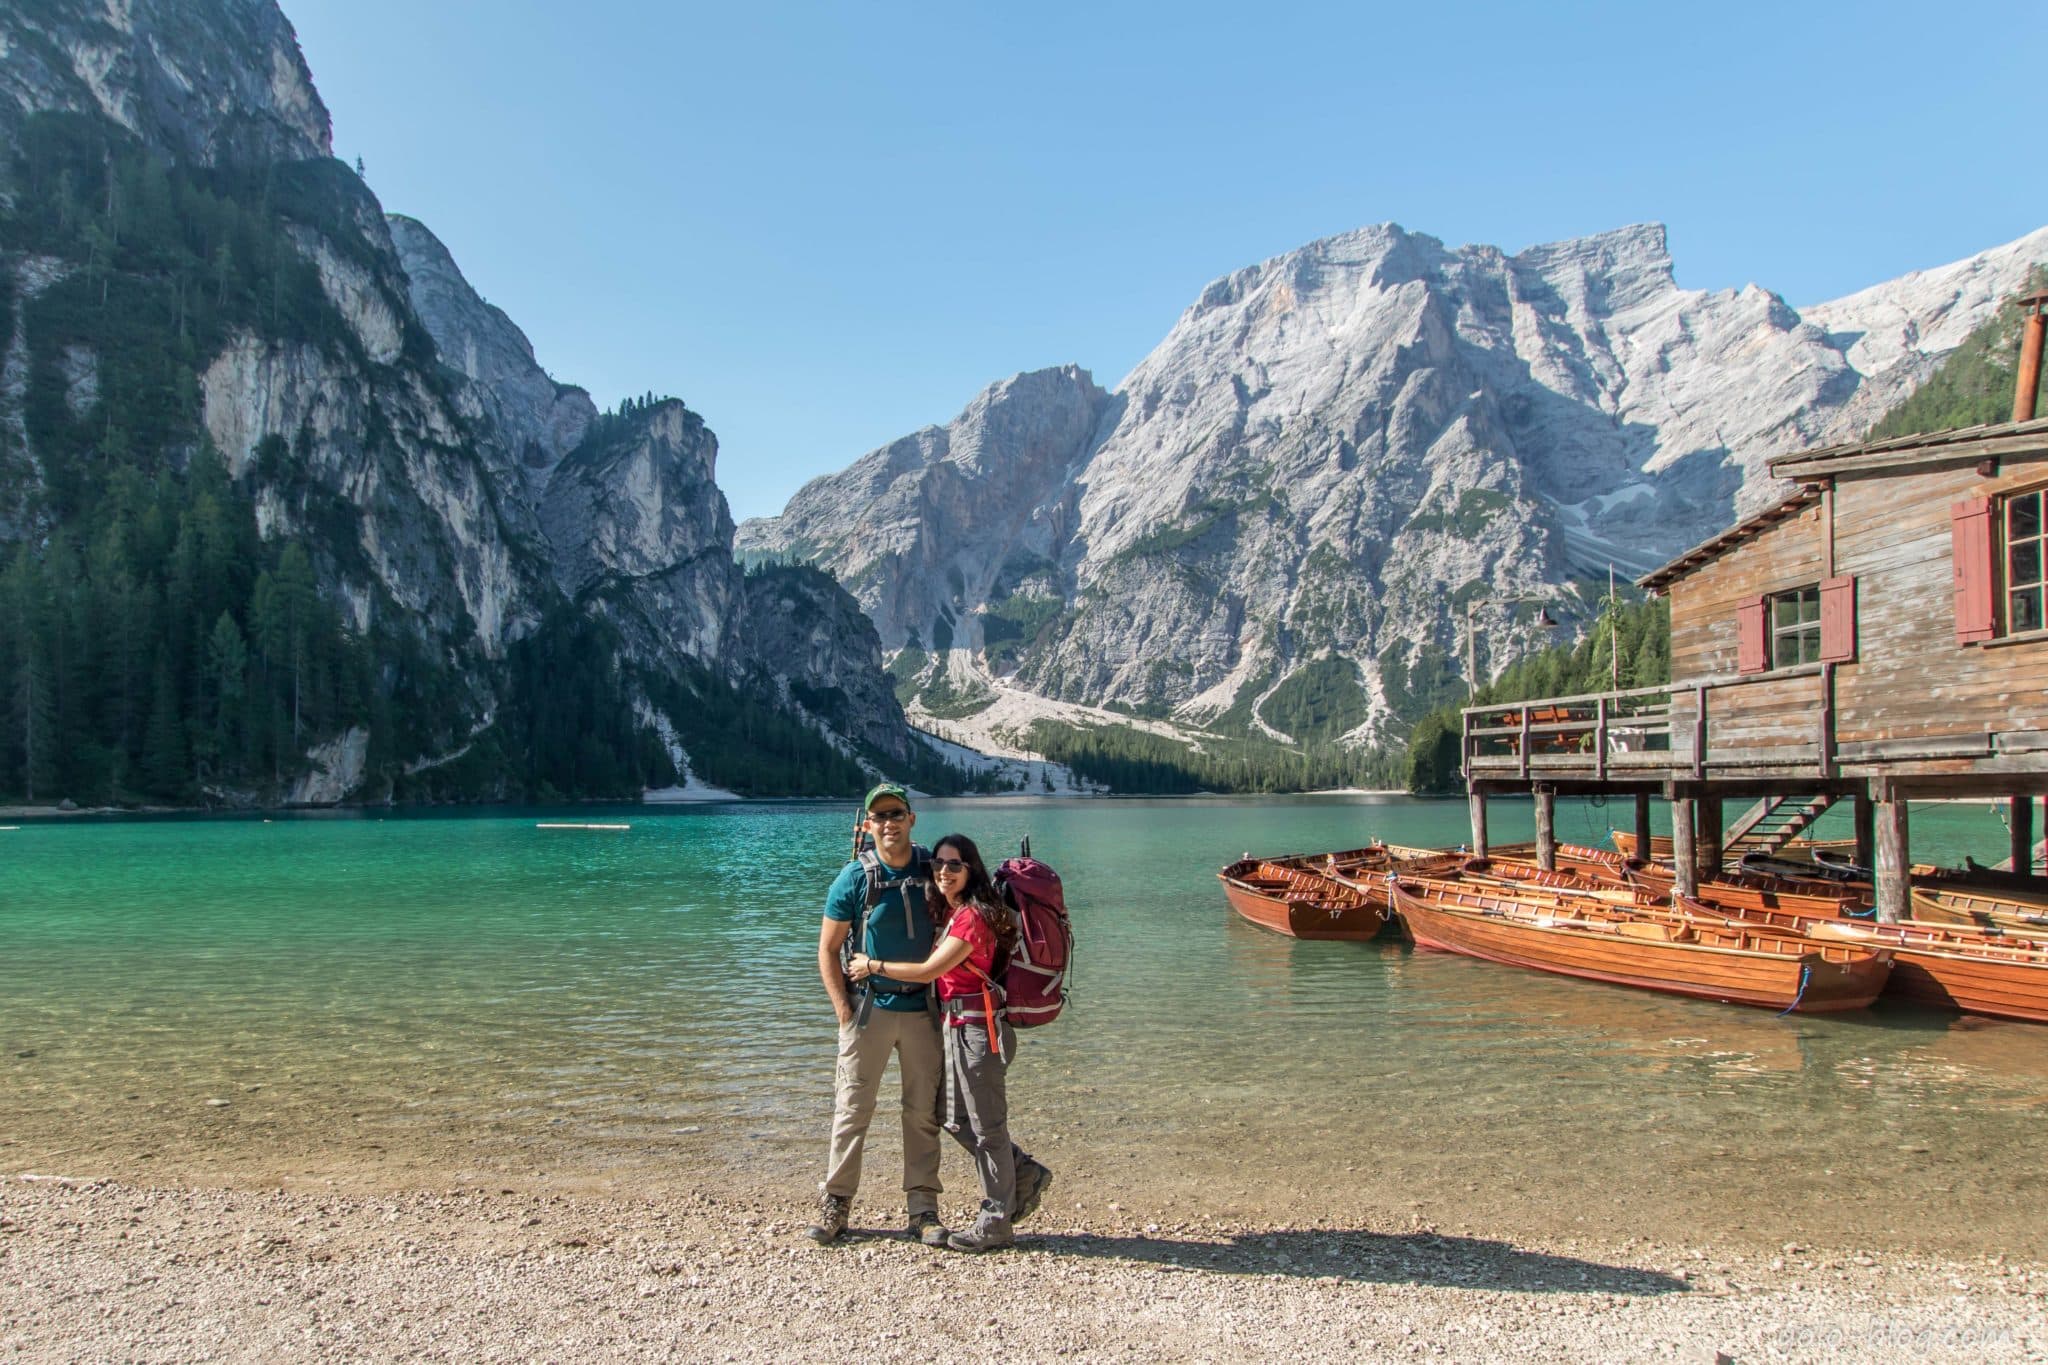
[851,934,970,985]
[819,918,854,1026]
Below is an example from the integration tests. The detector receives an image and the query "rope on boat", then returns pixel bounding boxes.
[1776,964,1812,1017]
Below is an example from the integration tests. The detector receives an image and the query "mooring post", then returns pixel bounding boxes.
[1533,786,1556,871]
[1633,791,1652,860]
[1468,786,1489,860]
[1671,796,1698,899]
[2012,795,2035,875]
[1696,794,1724,881]
[1875,794,1910,924]
[1854,790,1875,872]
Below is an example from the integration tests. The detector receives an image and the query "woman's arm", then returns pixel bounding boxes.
[850,934,971,985]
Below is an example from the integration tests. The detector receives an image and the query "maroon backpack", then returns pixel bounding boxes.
[994,841,1072,1028]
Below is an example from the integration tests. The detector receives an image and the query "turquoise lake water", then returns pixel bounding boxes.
[3,795,2044,1253]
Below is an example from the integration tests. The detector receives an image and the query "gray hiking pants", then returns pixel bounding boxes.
[941,1017,1025,1232]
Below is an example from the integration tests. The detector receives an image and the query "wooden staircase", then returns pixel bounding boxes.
[1723,795,1839,866]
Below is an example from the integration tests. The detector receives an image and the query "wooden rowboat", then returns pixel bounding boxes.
[1218,858,1391,941]
[1458,857,1665,907]
[1389,878,1891,1013]
[1220,845,1464,941]
[1909,885,2048,937]
[1623,860,1872,918]
[1679,898,2048,1024]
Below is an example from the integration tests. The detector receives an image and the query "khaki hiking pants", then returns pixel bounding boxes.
[824,1006,943,1214]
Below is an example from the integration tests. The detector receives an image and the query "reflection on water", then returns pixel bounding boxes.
[2,796,2044,1252]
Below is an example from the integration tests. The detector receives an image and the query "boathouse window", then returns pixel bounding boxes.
[2008,488,2046,634]
[1769,585,1822,667]
[1738,579,1854,673]
[1956,489,2048,641]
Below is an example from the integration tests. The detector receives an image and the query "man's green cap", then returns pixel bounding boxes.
[863,782,911,811]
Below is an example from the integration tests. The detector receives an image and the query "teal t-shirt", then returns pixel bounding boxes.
[825,855,935,1012]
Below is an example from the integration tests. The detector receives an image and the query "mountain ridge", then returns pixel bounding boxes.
[740,218,2048,756]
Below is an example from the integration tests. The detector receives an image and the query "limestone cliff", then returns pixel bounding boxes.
[0,0,922,800]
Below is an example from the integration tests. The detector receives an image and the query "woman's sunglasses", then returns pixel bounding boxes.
[931,857,969,873]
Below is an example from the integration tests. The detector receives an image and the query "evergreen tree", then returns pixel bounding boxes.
[2,549,58,801]
[206,611,247,778]
[274,543,316,743]
[143,656,187,797]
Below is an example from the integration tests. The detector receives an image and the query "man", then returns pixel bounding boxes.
[809,783,946,1245]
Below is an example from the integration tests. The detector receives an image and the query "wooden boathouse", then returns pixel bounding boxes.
[1462,292,2048,921]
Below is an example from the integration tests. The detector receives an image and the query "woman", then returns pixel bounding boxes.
[849,832,1050,1251]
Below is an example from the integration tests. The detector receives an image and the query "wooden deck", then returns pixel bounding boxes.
[1464,662,2048,791]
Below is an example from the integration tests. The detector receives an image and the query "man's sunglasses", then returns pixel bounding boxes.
[867,808,911,824]
[930,857,969,873]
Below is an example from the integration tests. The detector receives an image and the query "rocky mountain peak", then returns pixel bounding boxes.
[737,364,1111,653]
[389,213,596,498]
[1507,222,1675,313]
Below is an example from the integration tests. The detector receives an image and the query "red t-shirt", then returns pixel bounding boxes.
[935,903,999,1011]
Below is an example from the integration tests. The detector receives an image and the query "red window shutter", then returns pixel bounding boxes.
[1818,575,1857,662]
[1951,498,1996,643]
[1736,595,1768,674]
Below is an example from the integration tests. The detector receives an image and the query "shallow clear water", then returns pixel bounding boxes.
[3,795,2043,1252]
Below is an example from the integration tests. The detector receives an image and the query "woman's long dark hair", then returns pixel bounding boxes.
[931,832,1019,960]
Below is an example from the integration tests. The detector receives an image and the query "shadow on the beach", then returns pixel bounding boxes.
[1017,1228,1689,1295]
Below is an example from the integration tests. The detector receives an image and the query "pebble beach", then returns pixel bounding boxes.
[5,1168,2044,1363]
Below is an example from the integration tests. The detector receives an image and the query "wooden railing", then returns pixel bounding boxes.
[1461,664,1831,782]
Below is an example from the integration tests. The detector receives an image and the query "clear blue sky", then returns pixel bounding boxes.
[288,0,2046,522]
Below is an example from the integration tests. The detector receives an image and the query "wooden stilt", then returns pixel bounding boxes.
[1696,795,1724,880]
[1533,787,1556,871]
[1875,796,1910,925]
[2012,795,2034,876]
[1671,797,1698,899]
[1468,787,1489,860]
[1854,791,1875,872]
[1633,792,1652,860]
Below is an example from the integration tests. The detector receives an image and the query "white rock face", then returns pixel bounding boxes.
[540,400,741,665]
[288,226,404,365]
[0,0,331,195]
[749,221,2048,743]
[288,726,367,805]
[199,326,527,655]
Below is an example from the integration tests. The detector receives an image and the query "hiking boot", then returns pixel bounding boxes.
[1011,1159,1053,1225]
[945,1200,1014,1253]
[806,1192,851,1244]
[906,1209,948,1247]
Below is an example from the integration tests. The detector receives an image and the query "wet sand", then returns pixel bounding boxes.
[8,1032,2048,1265]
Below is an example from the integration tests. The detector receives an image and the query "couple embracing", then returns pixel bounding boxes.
[809,783,1052,1252]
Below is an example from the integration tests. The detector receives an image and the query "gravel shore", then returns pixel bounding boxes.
[4,1176,2042,1363]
